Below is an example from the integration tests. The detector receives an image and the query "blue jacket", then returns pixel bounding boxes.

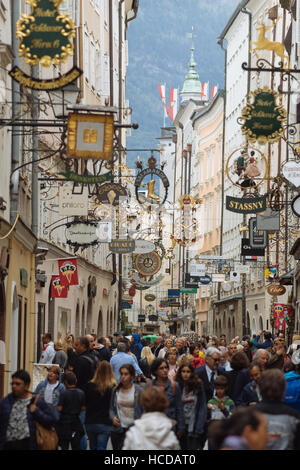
[110,352,143,383]
[130,334,143,361]
[251,337,273,350]
[34,379,66,421]
[0,393,56,450]
[285,371,300,413]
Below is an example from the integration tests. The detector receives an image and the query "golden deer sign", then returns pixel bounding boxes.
[251,19,290,69]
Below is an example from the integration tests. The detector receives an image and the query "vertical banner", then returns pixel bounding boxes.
[51,276,68,298]
[170,88,178,121]
[273,303,292,331]
[58,259,79,287]
[158,84,169,117]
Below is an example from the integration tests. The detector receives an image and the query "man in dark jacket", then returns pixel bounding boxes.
[96,337,112,362]
[73,337,96,390]
[196,347,225,402]
[255,369,300,450]
[266,338,285,371]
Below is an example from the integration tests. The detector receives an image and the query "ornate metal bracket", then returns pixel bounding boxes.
[242,58,300,75]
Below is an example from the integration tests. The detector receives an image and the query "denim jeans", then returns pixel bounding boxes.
[79,410,87,450]
[85,424,112,450]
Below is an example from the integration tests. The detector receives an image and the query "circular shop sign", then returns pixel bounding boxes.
[134,252,162,277]
[291,194,300,218]
[199,275,212,285]
[134,239,156,254]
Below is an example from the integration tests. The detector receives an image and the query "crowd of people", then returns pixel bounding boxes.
[1,329,300,451]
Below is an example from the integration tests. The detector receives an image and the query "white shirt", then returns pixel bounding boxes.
[39,342,56,364]
[117,385,135,429]
[44,381,58,404]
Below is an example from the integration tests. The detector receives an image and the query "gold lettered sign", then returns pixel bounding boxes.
[267,283,286,297]
[16,0,76,68]
[67,113,114,160]
[109,240,136,254]
[226,195,267,214]
[240,87,287,145]
[9,65,82,91]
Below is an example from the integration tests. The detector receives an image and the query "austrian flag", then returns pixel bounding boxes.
[158,84,169,118]
[58,258,79,287]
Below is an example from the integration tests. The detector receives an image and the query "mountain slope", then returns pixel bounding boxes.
[126,0,240,167]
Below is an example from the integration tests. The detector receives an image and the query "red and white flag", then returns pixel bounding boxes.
[201,82,209,101]
[169,88,178,121]
[58,258,79,287]
[158,84,169,117]
[211,85,218,101]
[51,276,68,299]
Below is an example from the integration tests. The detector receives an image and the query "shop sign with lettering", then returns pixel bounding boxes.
[65,222,98,247]
[281,161,300,189]
[226,195,267,214]
[249,218,267,249]
[10,0,82,91]
[59,185,88,216]
[109,240,136,254]
[240,87,287,145]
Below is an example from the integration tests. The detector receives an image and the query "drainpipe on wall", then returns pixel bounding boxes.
[10,0,21,226]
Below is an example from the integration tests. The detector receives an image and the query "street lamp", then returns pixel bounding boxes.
[48,82,81,119]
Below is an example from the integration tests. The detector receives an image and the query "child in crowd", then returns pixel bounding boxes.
[56,371,86,450]
[207,375,235,420]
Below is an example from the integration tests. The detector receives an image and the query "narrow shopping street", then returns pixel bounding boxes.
[0,0,300,454]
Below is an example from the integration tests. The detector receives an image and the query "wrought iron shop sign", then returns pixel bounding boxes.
[11,0,82,90]
[9,65,82,91]
[240,87,286,145]
[96,183,127,206]
[17,0,75,68]
[65,221,99,248]
[135,157,169,207]
[226,195,267,214]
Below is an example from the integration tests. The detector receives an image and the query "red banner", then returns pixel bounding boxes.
[58,258,79,287]
[51,276,68,298]
[273,303,292,331]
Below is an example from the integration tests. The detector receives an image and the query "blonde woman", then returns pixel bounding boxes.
[166,347,178,381]
[177,354,194,368]
[83,361,117,450]
[139,346,155,379]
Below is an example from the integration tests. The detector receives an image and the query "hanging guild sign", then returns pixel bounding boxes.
[145,294,156,302]
[67,113,114,161]
[109,240,136,254]
[249,217,267,249]
[65,222,99,249]
[51,275,68,299]
[135,157,169,207]
[292,194,300,218]
[132,272,164,287]
[240,87,287,145]
[256,208,280,231]
[267,283,286,297]
[134,240,156,254]
[58,259,79,287]
[59,185,88,216]
[134,252,162,277]
[10,0,82,90]
[226,195,267,214]
[96,183,127,206]
[281,161,300,190]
